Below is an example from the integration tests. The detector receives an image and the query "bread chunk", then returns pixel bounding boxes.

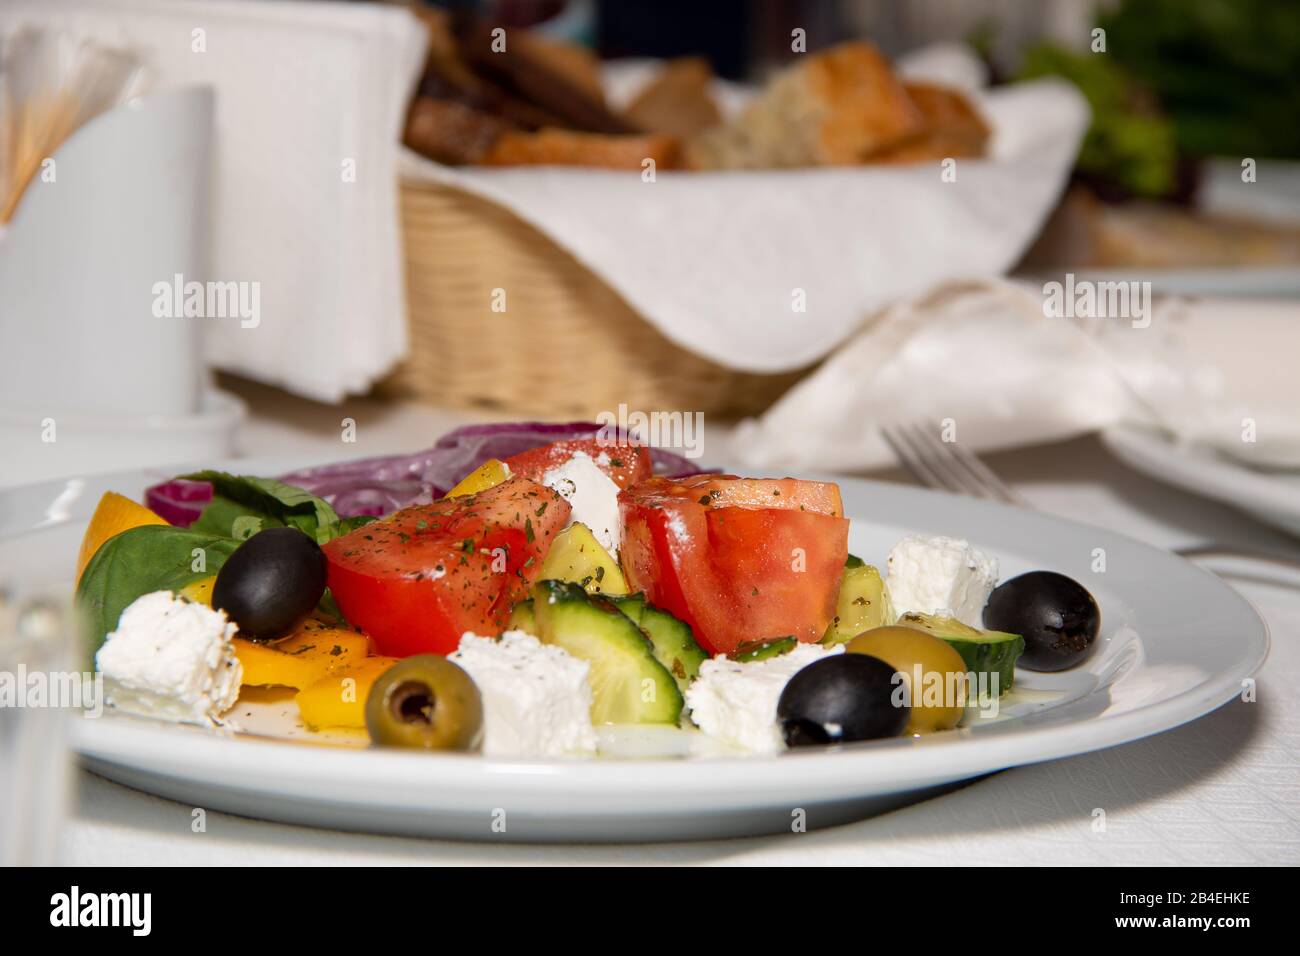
[625,58,723,138]
[688,42,923,169]
[872,82,990,164]
[483,128,682,170]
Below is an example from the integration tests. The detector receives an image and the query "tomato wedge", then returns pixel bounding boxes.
[504,438,652,490]
[322,476,571,657]
[619,475,848,655]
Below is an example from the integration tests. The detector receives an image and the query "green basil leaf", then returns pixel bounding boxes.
[181,471,343,545]
[230,515,266,541]
[77,525,242,653]
[337,514,379,535]
[315,589,347,627]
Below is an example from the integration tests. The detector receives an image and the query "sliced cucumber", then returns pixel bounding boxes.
[611,595,706,693]
[823,563,894,645]
[897,612,1024,696]
[844,553,866,569]
[537,522,628,595]
[531,580,682,724]
[608,593,647,624]
[509,599,536,634]
[734,636,796,662]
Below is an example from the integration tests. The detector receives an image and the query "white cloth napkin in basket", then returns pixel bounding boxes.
[400,63,1089,375]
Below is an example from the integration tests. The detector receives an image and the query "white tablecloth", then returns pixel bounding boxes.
[61,383,1300,865]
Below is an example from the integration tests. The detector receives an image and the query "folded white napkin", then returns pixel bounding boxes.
[1,0,427,402]
[729,278,1300,471]
[401,58,1089,374]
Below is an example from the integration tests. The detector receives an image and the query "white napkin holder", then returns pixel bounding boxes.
[0,87,244,486]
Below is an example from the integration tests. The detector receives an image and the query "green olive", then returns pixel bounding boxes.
[847,626,968,735]
[364,655,484,752]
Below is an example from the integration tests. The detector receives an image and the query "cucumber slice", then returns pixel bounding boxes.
[611,595,706,693]
[509,599,536,634]
[734,636,796,662]
[897,612,1024,696]
[608,593,647,624]
[844,553,866,569]
[823,563,894,645]
[532,580,682,724]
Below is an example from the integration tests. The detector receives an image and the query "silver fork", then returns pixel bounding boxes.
[879,422,1026,507]
[879,421,1300,573]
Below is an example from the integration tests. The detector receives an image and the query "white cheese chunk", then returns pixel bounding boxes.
[540,451,622,554]
[686,643,843,755]
[450,630,597,757]
[885,534,998,628]
[95,590,242,727]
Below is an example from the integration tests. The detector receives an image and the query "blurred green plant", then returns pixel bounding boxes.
[1017,44,1178,198]
[1099,0,1300,160]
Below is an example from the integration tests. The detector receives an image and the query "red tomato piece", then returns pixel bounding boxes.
[619,475,848,655]
[503,438,652,490]
[322,476,571,657]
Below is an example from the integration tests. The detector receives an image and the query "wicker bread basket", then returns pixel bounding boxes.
[384,177,809,419]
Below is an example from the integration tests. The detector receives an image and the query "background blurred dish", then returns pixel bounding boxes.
[1104,424,1300,537]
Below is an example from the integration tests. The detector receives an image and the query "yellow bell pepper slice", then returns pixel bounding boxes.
[234,625,371,689]
[296,656,400,730]
[446,458,511,498]
[76,491,168,583]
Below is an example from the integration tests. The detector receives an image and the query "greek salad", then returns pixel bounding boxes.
[75,422,1102,758]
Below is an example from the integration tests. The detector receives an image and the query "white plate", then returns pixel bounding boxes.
[6,463,1268,843]
[1103,424,1300,537]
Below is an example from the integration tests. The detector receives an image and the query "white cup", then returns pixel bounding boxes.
[0,87,214,419]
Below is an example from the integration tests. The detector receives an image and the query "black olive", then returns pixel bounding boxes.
[777,654,909,748]
[211,527,327,640]
[983,570,1100,672]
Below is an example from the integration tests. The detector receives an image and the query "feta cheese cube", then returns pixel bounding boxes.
[541,451,622,554]
[885,535,998,628]
[450,630,597,757]
[686,643,843,755]
[95,590,242,727]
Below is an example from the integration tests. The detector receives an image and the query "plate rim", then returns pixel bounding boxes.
[1102,423,1300,518]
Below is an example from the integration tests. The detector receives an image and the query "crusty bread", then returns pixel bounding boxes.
[404,97,511,166]
[482,128,682,170]
[625,58,723,138]
[407,7,561,132]
[871,82,989,164]
[513,32,606,107]
[688,41,924,169]
[453,20,638,135]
